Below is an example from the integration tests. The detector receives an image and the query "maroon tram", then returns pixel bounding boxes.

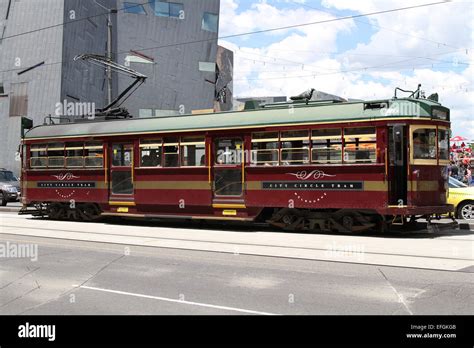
[20,89,453,233]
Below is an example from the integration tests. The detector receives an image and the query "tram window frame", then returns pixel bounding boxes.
[84,142,104,168]
[342,127,377,164]
[280,130,310,166]
[163,137,180,167]
[412,127,437,161]
[111,144,132,167]
[251,131,279,166]
[65,142,84,168]
[140,138,163,168]
[311,128,342,164]
[438,127,450,162]
[180,136,206,167]
[410,126,439,165]
[46,143,65,168]
[30,144,48,168]
[22,144,27,170]
[29,141,104,169]
[215,138,243,165]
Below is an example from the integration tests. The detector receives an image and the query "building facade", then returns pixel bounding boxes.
[117,0,232,117]
[233,96,287,111]
[0,0,232,174]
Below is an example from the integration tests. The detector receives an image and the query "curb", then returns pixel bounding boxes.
[459,222,474,230]
[0,207,20,213]
[1,207,472,230]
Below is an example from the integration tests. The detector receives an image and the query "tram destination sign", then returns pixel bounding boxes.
[37,182,96,188]
[262,181,363,190]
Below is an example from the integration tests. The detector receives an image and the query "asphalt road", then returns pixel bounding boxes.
[0,212,473,315]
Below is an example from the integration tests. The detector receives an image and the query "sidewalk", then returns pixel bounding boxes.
[0,202,22,213]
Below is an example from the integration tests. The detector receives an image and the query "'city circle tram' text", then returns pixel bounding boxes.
[262,181,364,190]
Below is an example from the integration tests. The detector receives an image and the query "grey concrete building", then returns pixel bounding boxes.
[233,96,287,111]
[116,0,233,117]
[0,0,233,175]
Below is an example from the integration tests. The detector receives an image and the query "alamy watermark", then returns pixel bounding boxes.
[324,241,365,261]
[18,322,55,341]
[55,100,96,119]
[380,101,422,117]
[0,242,38,262]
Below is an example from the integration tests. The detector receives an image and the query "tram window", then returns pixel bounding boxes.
[65,142,84,168]
[85,142,104,167]
[180,136,205,167]
[251,132,279,166]
[111,171,133,195]
[111,144,131,167]
[30,144,48,168]
[413,128,436,160]
[213,168,242,196]
[215,138,243,165]
[438,129,449,160]
[140,139,162,167]
[163,137,179,167]
[22,144,27,170]
[280,130,309,165]
[343,127,376,163]
[47,143,65,168]
[311,129,342,164]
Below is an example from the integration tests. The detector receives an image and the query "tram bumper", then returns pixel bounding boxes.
[381,204,454,216]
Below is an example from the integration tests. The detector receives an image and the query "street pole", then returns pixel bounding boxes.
[94,0,116,106]
[106,9,113,105]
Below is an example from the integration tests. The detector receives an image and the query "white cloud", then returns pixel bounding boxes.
[219,0,474,139]
[325,0,473,68]
[219,0,354,37]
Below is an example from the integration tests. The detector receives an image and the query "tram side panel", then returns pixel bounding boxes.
[22,169,108,205]
[408,164,448,207]
[133,168,213,215]
[245,165,388,211]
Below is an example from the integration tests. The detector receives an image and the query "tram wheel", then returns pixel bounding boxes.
[282,214,295,225]
[342,215,354,231]
[80,203,101,221]
[48,203,65,220]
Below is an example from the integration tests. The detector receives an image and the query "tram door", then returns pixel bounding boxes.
[388,125,407,205]
[212,138,245,203]
[109,143,134,203]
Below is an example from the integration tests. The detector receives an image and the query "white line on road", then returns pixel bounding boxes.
[377,268,413,315]
[79,285,279,315]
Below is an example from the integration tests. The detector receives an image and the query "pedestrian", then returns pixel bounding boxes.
[463,166,469,183]
[465,165,472,186]
[450,161,459,179]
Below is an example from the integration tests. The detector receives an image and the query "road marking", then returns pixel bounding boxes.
[378,268,413,315]
[79,285,279,315]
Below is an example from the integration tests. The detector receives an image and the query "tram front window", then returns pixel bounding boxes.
[413,128,436,160]
[438,129,450,160]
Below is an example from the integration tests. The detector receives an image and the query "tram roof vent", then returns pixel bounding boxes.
[363,101,389,110]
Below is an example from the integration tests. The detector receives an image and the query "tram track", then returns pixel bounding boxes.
[0,214,472,272]
[1,212,472,241]
[0,222,472,262]
[0,231,473,275]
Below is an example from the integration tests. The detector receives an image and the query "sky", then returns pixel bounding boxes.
[217,0,474,141]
